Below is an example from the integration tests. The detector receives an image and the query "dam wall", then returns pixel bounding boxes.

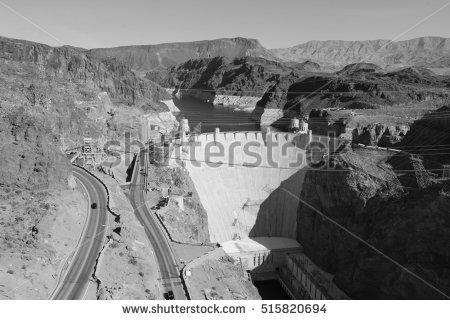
[170,130,310,243]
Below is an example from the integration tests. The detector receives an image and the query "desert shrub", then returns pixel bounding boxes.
[39,203,50,210]
[110,241,119,249]
[128,256,138,265]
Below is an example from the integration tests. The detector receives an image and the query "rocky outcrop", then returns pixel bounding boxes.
[0,36,173,189]
[352,123,410,146]
[0,109,71,189]
[147,56,317,110]
[398,105,450,165]
[184,248,261,300]
[0,36,171,107]
[251,107,284,126]
[147,166,210,244]
[271,36,450,71]
[90,37,279,72]
[254,69,449,128]
[336,63,384,76]
[296,147,450,299]
[212,95,261,109]
[385,67,450,87]
[161,100,180,113]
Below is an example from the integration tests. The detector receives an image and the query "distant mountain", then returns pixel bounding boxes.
[270,37,450,71]
[89,37,279,73]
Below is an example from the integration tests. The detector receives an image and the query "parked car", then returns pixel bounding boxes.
[164,290,174,300]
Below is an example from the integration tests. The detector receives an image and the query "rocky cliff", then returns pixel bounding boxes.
[0,36,173,189]
[0,36,171,107]
[147,56,319,109]
[271,36,450,71]
[397,105,450,166]
[90,37,279,73]
[0,108,71,189]
[352,123,410,146]
[296,146,450,299]
[254,66,450,129]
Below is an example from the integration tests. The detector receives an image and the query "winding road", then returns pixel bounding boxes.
[50,165,109,300]
[129,150,186,300]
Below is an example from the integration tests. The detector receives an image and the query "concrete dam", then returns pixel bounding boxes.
[165,129,349,299]
[169,130,311,244]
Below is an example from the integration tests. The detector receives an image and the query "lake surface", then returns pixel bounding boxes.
[173,96,260,133]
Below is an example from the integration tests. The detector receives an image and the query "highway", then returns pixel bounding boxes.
[50,165,109,300]
[129,150,186,300]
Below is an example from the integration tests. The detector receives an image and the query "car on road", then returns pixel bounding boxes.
[91,203,97,209]
[164,290,174,300]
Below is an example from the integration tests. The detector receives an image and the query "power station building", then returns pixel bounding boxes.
[289,117,309,134]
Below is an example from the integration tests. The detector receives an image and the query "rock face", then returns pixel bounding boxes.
[185,248,261,300]
[147,56,317,109]
[271,36,450,71]
[385,67,450,87]
[285,73,446,111]
[0,110,71,189]
[212,95,262,109]
[0,36,173,189]
[254,67,449,129]
[336,63,384,76]
[296,147,450,299]
[90,37,279,72]
[0,36,171,107]
[352,123,410,146]
[398,105,450,166]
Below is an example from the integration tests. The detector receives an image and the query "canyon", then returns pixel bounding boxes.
[1,33,450,300]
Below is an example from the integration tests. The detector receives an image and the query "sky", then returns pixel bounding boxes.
[0,0,449,49]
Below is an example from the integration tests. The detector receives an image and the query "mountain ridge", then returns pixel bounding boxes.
[89,37,279,73]
[270,36,450,71]
[3,35,450,73]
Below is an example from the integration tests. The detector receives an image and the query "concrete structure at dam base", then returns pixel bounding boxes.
[221,237,349,300]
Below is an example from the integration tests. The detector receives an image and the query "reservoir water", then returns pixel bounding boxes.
[173,96,260,133]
